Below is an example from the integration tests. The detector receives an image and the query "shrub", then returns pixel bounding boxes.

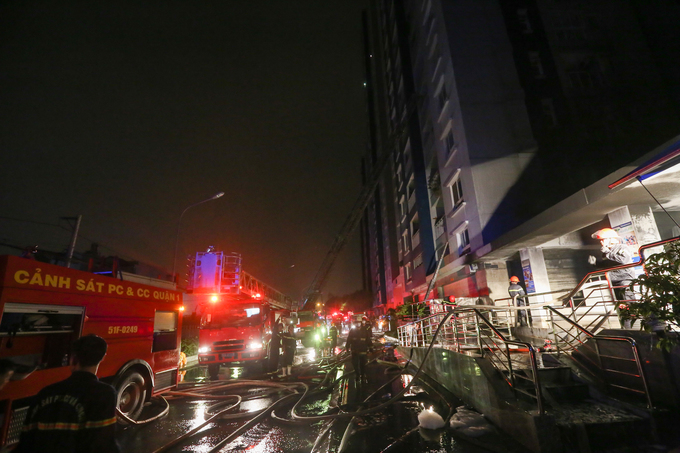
[628,239,680,351]
[181,337,199,356]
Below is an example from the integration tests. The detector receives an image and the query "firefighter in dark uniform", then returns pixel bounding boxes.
[281,324,296,377]
[345,317,373,384]
[17,335,119,453]
[328,323,338,355]
[509,276,531,327]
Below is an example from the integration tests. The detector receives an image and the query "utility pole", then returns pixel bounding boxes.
[62,215,82,268]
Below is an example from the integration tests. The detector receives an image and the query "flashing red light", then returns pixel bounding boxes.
[255,293,262,299]
[210,295,219,303]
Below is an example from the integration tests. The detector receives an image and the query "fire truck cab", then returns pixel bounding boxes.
[0,256,183,448]
[197,296,292,379]
[188,249,293,379]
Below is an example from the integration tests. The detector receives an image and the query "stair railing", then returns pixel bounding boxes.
[545,306,652,409]
[396,306,544,414]
[472,308,544,415]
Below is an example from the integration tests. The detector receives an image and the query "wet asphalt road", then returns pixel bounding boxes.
[117,336,518,453]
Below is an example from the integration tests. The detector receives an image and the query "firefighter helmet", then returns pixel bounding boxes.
[591,228,619,240]
[509,276,520,283]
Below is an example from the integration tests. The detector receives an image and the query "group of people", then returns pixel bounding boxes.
[269,318,297,377]
[508,227,644,330]
[271,315,373,384]
[7,229,644,453]
[312,322,339,357]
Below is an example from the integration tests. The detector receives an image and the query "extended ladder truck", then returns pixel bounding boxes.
[187,250,292,379]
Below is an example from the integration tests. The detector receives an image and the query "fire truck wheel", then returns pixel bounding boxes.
[207,363,220,380]
[116,371,147,422]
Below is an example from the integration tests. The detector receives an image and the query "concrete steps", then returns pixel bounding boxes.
[510,362,661,452]
[511,364,590,407]
[551,402,657,453]
[569,330,680,409]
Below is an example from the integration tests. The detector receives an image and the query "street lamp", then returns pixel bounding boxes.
[172,191,224,280]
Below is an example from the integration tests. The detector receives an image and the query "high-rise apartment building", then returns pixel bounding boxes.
[360,0,680,312]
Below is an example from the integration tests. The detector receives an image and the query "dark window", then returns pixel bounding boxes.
[153,311,178,352]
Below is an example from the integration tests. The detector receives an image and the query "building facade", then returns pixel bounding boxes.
[360,0,680,313]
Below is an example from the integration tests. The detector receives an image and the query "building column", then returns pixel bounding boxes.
[519,247,552,328]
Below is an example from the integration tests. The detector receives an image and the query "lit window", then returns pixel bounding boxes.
[457,228,470,254]
[411,214,421,248]
[411,213,420,235]
[407,176,416,198]
[450,176,463,207]
[437,83,448,111]
[444,129,455,154]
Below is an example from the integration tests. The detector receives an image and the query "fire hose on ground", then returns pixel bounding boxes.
[132,313,460,452]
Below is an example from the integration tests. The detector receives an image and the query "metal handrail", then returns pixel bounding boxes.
[473,309,544,414]
[593,336,653,409]
[494,288,574,306]
[397,307,544,414]
[639,235,680,261]
[559,236,679,304]
[545,306,652,408]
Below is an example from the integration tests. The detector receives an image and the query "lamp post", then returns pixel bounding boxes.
[172,191,224,281]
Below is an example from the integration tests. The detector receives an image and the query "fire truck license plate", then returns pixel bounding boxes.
[108,326,139,334]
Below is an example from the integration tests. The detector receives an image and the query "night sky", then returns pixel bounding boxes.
[0,1,368,300]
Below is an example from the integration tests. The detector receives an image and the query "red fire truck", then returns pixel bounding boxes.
[0,256,183,448]
[186,249,292,379]
[197,294,289,379]
[293,309,319,347]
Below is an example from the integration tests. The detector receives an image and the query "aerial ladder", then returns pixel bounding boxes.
[301,149,390,310]
[301,123,410,310]
[300,85,426,310]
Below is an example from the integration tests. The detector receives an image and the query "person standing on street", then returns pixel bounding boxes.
[280,324,296,377]
[16,334,119,453]
[508,276,531,327]
[345,317,373,384]
[328,323,338,356]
